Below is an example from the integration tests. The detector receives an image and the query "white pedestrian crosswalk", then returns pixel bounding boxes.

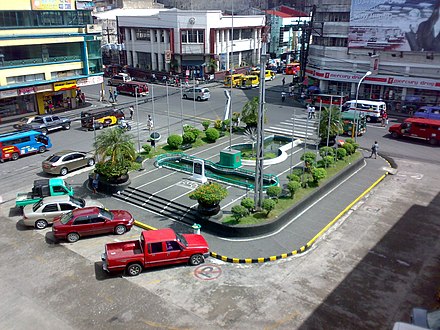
[265,116,319,140]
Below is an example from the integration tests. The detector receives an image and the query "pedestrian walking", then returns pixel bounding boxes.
[381,111,388,127]
[370,141,379,159]
[310,105,316,119]
[113,90,118,103]
[108,89,114,103]
[99,89,105,102]
[282,77,285,86]
[281,91,286,102]
[307,104,313,119]
[80,93,86,105]
[92,173,99,194]
[147,115,154,131]
[47,101,54,114]
[129,106,134,120]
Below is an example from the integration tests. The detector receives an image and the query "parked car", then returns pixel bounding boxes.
[102,228,209,276]
[42,150,95,176]
[182,87,210,101]
[411,307,440,329]
[16,178,74,208]
[116,81,149,96]
[23,195,104,229]
[13,115,71,134]
[107,73,132,86]
[413,106,440,120]
[52,207,134,243]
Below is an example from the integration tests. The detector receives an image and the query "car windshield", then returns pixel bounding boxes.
[99,208,114,220]
[64,182,72,192]
[46,155,60,162]
[32,199,44,212]
[59,211,74,225]
[176,232,188,247]
[69,196,85,208]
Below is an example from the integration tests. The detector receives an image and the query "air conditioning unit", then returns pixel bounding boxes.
[86,24,102,34]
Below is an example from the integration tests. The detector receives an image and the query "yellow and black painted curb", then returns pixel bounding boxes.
[133,161,391,264]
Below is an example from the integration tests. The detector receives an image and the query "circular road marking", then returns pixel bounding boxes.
[194,264,222,281]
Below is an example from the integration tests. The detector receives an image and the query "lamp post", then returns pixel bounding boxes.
[353,71,371,140]
[135,86,141,152]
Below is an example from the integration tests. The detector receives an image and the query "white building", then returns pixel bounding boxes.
[118,9,266,76]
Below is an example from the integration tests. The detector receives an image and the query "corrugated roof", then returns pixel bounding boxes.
[266,9,292,18]
[279,5,308,17]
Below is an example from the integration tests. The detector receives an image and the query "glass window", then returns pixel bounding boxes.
[60,212,74,224]
[52,186,67,193]
[160,30,165,42]
[42,204,58,212]
[166,241,180,251]
[154,30,158,42]
[135,28,151,41]
[181,31,188,43]
[73,216,90,225]
[150,242,163,253]
[241,29,252,39]
[59,203,77,211]
[233,29,240,40]
[89,216,105,224]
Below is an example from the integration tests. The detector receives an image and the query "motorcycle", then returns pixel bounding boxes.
[118,119,131,131]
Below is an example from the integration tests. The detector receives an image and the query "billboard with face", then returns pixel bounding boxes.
[349,0,440,52]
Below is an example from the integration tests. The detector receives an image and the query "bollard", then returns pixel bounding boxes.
[192,223,201,235]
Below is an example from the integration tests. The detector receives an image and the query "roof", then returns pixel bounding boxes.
[41,195,70,203]
[278,5,309,17]
[142,228,176,242]
[266,9,292,18]
[49,178,66,186]
[93,8,168,20]
[405,117,440,125]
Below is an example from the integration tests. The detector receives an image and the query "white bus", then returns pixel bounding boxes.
[342,100,386,122]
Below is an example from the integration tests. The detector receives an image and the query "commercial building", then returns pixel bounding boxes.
[0,0,103,122]
[118,9,265,77]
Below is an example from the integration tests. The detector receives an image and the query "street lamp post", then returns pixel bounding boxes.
[353,71,371,140]
[135,86,141,152]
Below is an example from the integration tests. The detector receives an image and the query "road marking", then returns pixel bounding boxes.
[194,264,222,281]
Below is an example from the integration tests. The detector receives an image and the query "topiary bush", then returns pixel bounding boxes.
[336,148,347,160]
[301,151,317,171]
[319,155,335,168]
[205,127,220,142]
[182,131,196,144]
[266,185,282,201]
[214,119,223,129]
[202,120,211,131]
[142,144,152,154]
[300,173,314,188]
[262,198,276,216]
[342,142,355,155]
[311,167,327,185]
[231,205,249,221]
[240,197,255,212]
[183,125,200,140]
[319,146,334,158]
[222,119,231,131]
[167,134,183,149]
[287,180,301,199]
[287,173,300,182]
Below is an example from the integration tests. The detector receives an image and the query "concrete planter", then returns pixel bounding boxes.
[88,173,131,195]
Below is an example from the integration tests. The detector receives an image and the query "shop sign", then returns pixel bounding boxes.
[18,87,37,95]
[77,76,104,87]
[31,0,74,10]
[35,84,53,93]
[165,50,172,64]
[53,80,77,91]
[76,1,95,10]
[0,89,18,98]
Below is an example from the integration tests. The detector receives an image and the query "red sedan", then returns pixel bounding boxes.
[52,207,134,243]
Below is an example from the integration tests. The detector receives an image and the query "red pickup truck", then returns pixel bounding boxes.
[102,228,210,276]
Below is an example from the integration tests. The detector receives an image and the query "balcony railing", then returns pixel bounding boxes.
[0,55,81,67]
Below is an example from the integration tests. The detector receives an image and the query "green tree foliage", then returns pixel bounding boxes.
[266,186,282,200]
[189,182,228,205]
[319,146,335,158]
[319,155,335,168]
[319,106,343,141]
[142,144,152,154]
[93,128,136,180]
[182,131,196,144]
[311,167,327,185]
[336,148,347,160]
[214,119,223,129]
[287,180,301,198]
[262,198,276,216]
[167,134,183,149]
[231,205,249,221]
[300,151,317,171]
[240,197,255,211]
[344,138,359,151]
[300,173,314,188]
[205,127,220,142]
[202,120,211,131]
[287,173,300,182]
[183,125,200,139]
[241,96,267,127]
[222,119,231,131]
[342,142,355,155]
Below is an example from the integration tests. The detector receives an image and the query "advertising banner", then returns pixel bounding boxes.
[32,0,74,10]
[349,0,440,52]
[53,80,76,91]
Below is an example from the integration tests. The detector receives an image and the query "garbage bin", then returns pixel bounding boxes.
[192,223,201,235]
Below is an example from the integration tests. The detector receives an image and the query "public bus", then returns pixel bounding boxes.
[81,108,125,130]
[250,69,276,81]
[0,130,52,162]
[224,74,244,88]
[284,62,300,75]
[238,75,260,89]
[342,100,386,122]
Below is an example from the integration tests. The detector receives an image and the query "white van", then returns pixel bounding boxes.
[342,100,386,122]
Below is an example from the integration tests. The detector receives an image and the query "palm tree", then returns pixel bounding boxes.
[241,97,267,128]
[319,106,343,143]
[94,128,136,181]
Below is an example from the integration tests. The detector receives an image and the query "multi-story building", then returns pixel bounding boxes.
[0,0,103,121]
[118,9,265,77]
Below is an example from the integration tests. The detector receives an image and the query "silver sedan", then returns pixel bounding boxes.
[42,150,95,176]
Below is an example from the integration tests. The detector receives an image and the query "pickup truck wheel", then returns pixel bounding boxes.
[35,219,48,230]
[196,96,201,101]
[391,132,399,138]
[126,263,142,276]
[114,225,126,235]
[87,158,95,166]
[38,146,46,153]
[63,123,71,130]
[429,137,438,145]
[66,232,80,243]
[189,254,204,266]
[41,128,48,135]
[183,94,188,99]
[60,167,68,176]
[11,153,19,161]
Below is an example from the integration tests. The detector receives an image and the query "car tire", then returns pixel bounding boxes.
[87,158,95,166]
[429,137,438,145]
[183,94,187,99]
[189,254,204,266]
[126,263,142,276]
[196,96,201,101]
[391,132,399,138]
[60,167,68,176]
[63,123,71,130]
[35,219,48,230]
[38,146,46,153]
[366,116,372,123]
[114,225,126,235]
[11,153,19,161]
[66,232,80,243]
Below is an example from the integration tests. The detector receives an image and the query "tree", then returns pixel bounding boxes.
[231,205,249,221]
[205,128,220,142]
[240,197,255,211]
[300,151,317,171]
[189,182,228,206]
[311,167,327,185]
[266,186,282,200]
[94,128,136,181]
[262,198,276,216]
[167,134,183,149]
[206,57,217,73]
[287,180,301,198]
[241,96,267,127]
[319,106,343,142]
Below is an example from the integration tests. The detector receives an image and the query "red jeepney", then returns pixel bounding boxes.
[389,117,440,145]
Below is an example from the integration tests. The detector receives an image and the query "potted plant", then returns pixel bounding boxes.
[91,128,136,193]
[189,182,228,216]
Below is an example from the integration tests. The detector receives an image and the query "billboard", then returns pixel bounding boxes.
[31,0,73,10]
[349,0,440,52]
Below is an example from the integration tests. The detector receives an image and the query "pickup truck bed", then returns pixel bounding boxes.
[104,240,143,272]
[16,192,40,207]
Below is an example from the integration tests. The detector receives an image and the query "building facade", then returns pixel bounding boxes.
[0,0,103,121]
[118,9,265,77]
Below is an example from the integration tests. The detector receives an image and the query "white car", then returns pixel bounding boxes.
[182,87,210,101]
[23,195,104,229]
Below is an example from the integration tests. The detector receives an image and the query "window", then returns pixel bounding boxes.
[241,29,252,39]
[89,216,105,224]
[166,241,180,251]
[154,30,158,42]
[181,30,204,43]
[42,204,59,212]
[73,216,90,225]
[135,28,151,41]
[160,30,165,42]
[233,29,240,40]
[59,203,77,211]
[149,242,163,253]
[52,186,67,193]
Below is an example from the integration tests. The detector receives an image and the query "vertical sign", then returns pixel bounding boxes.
[165,50,171,64]
[370,54,380,75]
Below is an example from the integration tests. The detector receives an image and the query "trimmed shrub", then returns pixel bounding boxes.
[240,197,255,211]
[205,127,220,142]
[231,205,249,221]
[182,131,196,144]
[300,173,314,188]
[319,146,334,158]
[202,120,211,131]
[291,168,303,176]
[344,138,359,151]
[336,148,347,160]
[287,173,300,182]
[222,119,231,130]
[183,125,200,139]
[167,134,183,149]
[266,186,282,200]
[342,142,355,155]
[142,144,152,154]
[301,151,317,170]
[321,155,335,167]
[311,167,327,185]
[287,180,301,198]
[214,119,223,129]
[262,198,276,216]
